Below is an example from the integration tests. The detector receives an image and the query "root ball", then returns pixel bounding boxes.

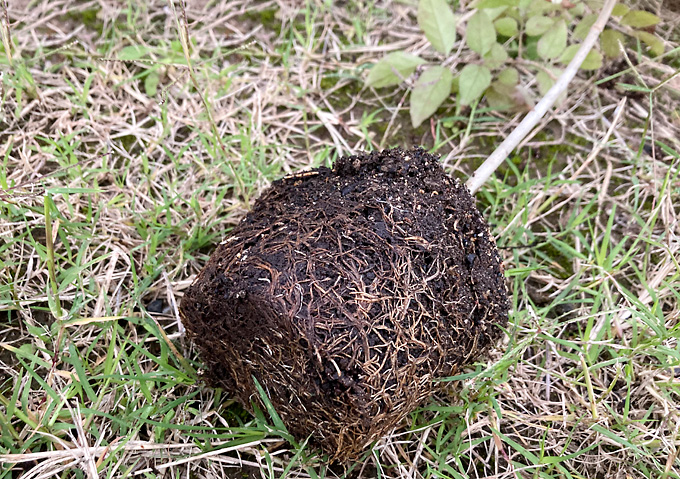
[180,147,509,460]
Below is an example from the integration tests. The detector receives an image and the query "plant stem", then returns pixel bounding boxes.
[44,195,63,320]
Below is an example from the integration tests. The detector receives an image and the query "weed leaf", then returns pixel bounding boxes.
[475,0,515,7]
[525,16,553,36]
[574,14,597,41]
[467,10,497,55]
[494,17,518,37]
[366,51,426,88]
[410,65,453,127]
[537,19,567,59]
[459,64,491,106]
[620,10,661,28]
[634,31,664,56]
[600,29,624,58]
[483,43,508,69]
[145,71,160,96]
[612,4,630,16]
[119,45,150,61]
[497,67,519,86]
[418,0,457,55]
[485,81,515,110]
[536,70,554,96]
[559,44,602,70]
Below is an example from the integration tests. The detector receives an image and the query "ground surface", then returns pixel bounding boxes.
[0,0,679,478]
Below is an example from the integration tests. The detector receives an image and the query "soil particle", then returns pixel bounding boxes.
[180,147,509,460]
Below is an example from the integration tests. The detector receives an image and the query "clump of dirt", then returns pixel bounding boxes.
[180,147,509,460]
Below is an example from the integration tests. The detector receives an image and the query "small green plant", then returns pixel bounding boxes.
[365,0,664,127]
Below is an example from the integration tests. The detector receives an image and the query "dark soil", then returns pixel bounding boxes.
[180,147,509,460]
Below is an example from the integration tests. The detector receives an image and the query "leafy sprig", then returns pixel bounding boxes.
[365,0,664,127]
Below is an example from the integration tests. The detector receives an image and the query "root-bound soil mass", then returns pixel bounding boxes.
[180,147,509,460]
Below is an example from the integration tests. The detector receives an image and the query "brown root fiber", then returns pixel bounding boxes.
[180,147,509,460]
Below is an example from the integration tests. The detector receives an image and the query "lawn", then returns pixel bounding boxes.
[1,0,680,478]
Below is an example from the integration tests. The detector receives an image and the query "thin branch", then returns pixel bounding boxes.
[466,0,619,195]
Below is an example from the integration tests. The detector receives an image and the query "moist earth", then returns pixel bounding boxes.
[180,147,509,460]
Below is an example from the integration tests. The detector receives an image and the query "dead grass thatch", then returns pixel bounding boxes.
[0,0,679,477]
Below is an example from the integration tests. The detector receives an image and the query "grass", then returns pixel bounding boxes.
[1,0,680,477]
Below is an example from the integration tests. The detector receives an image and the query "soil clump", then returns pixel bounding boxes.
[180,147,509,460]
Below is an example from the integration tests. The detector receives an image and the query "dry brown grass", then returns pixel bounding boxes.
[1,0,679,478]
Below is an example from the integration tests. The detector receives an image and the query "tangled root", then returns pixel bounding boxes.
[180,147,509,460]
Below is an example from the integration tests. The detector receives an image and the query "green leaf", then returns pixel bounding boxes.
[571,2,586,16]
[459,64,491,105]
[537,19,567,59]
[467,10,497,55]
[144,71,159,96]
[491,427,543,464]
[574,14,597,41]
[410,66,453,127]
[475,0,516,7]
[612,4,630,16]
[494,17,518,37]
[524,36,539,60]
[418,0,457,55]
[528,0,559,16]
[65,343,98,403]
[559,44,602,70]
[525,15,554,36]
[600,29,624,58]
[484,6,510,20]
[483,43,508,69]
[252,376,289,434]
[498,67,519,85]
[635,31,665,57]
[485,81,516,110]
[620,10,661,28]
[536,67,566,102]
[2,343,50,369]
[591,424,647,456]
[365,51,426,88]
[518,0,532,10]
[536,70,554,96]
[450,74,460,93]
[119,45,150,61]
